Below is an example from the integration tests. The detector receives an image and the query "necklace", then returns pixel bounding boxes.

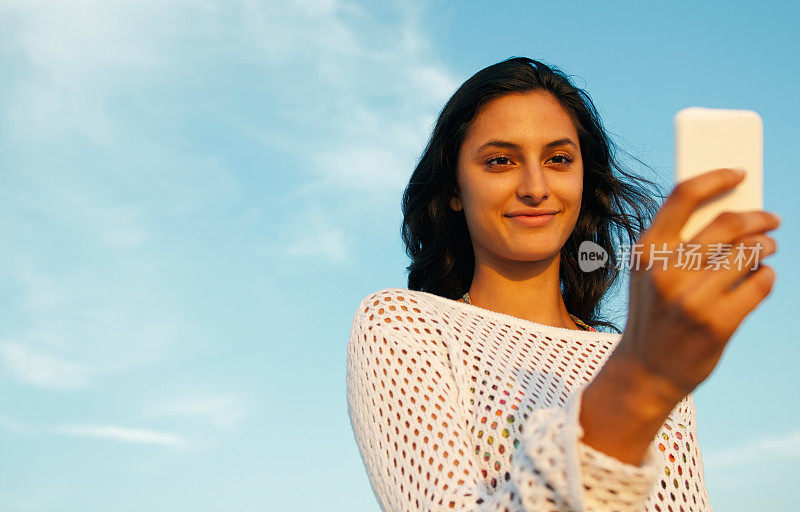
[459,291,597,332]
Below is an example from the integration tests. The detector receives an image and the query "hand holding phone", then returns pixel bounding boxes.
[613,166,779,416]
[608,109,780,420]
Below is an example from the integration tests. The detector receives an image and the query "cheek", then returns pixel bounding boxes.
[552,173,583,207]
[459,177,508,239]
[461,174,506,212]
[568,181,583,209]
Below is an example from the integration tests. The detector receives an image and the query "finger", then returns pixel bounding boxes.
[719,263,776,325]
[688,210,781,247]
[682,234,775,302]
[671,232,768,277]
[646,168,745,245]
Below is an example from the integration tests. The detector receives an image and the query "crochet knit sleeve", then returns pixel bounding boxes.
[346,294,662,512]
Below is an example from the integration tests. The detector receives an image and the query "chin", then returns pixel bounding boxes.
[505,245,562,262]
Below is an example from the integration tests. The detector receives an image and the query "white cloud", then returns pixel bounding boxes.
[0,341,88,391]
[704,427,800,469]
[146,393,246,429]
[0,2,235,391]
[283,216,348,263]
[52,423,188,448]
[0,0,455,392]
[0,413,191,449]
[12,177,150,251]
[2,0,457,262]
[0,260,201,390]
[0,413,29,434]
[2,0,169,144]
[231,0,458,258]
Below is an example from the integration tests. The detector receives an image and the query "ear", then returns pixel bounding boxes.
[449,194,463,212]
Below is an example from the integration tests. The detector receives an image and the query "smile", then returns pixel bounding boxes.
[507,213,557,227]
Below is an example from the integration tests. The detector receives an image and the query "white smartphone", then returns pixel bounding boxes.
[674,107,763,241]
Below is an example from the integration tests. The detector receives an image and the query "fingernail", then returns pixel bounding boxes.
[731,168,746,178]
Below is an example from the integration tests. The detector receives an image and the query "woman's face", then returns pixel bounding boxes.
[450,90,584,265]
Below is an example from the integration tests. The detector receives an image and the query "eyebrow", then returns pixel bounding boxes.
[476,138,578,153]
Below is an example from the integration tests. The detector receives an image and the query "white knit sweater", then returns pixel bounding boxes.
[345,287,713,512]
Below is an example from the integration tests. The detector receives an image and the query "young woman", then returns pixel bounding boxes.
[346,57,779,512]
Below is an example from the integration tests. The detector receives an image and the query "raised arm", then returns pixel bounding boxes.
[345,299,663,512]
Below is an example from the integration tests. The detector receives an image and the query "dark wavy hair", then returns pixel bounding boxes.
[401,56,666,333]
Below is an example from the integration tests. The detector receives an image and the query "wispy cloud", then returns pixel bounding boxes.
[704,427,800,469]
[0,261,199,390]
[0,1,226,391]
[2,0,455,278]
[230,0,458,261]
[0,413,29,434]
[0,0,452,404]
[0,414,189,449]
[51,424,188,448]
[0,341,88,391]
[144,393,246,429]
[2,0,169,145]
[281,217,348,263]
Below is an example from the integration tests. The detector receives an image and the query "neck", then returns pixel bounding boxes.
[466,250,582,331]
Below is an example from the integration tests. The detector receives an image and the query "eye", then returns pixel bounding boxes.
[548,154,574,165]
[484,155,514,167]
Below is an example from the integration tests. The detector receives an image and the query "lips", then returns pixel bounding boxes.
[506,209,561,217]
[507,212,558,227]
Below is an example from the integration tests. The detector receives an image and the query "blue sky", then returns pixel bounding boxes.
[0,1,797,511]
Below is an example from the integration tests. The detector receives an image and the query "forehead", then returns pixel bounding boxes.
[464,91,578,146]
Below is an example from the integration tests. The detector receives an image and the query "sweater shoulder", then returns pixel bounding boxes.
[349,287,449,350]
[352,287,442,325]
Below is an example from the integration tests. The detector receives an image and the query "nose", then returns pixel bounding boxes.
[516,162,550,203]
